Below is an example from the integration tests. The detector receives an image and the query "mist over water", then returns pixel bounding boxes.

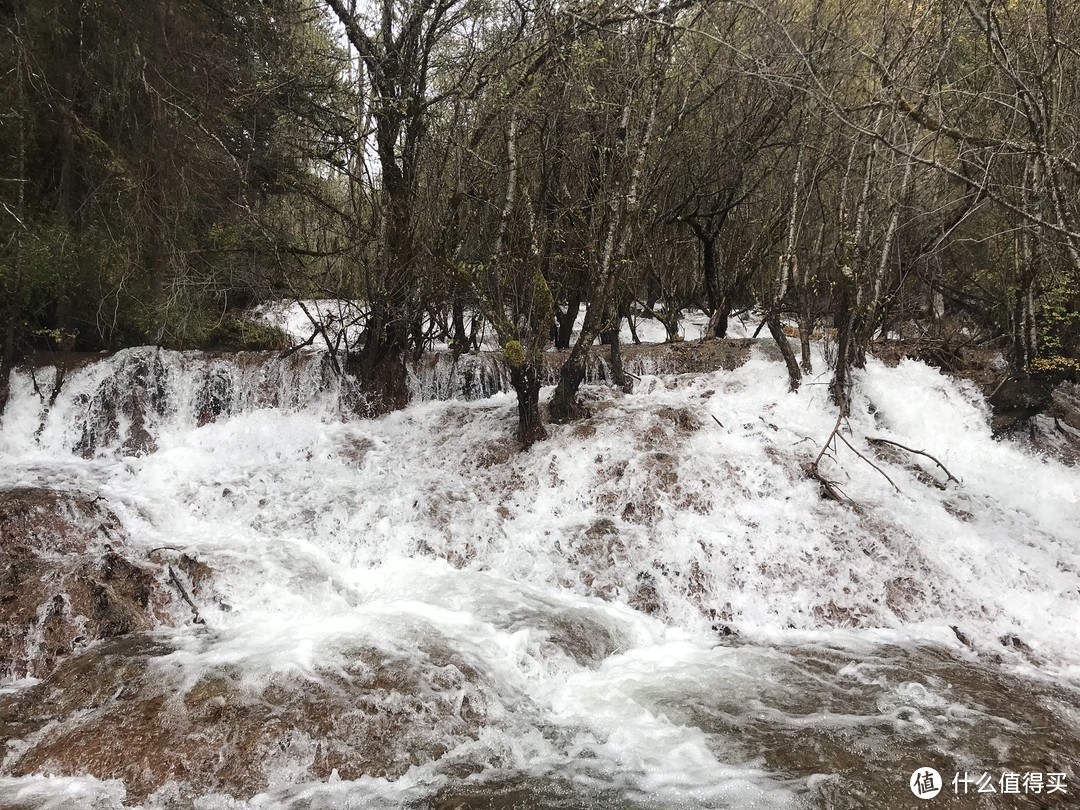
[1,345,1079,808]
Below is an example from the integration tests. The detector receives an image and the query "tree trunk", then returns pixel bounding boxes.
[770,144,804,392]
[1,36,26,417]
[625,312,641,344]
[767,315,802,392]
[550,312,596,422]
[600,317,630,392]
[681,216,728,339]
[555,283,582,350]
[550,33,668,418]
[509,364,547,446]
[451,296,468,356]
[348,315,410,415]
[702,235,723,336]
[798,313,813,374]
[831,290,853,415]
[0,323,15,420]
[853,128,913,367]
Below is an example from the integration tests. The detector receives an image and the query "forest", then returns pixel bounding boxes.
[3,0,1079,440]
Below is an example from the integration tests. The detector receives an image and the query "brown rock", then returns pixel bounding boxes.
[0,488,174,680]
[1,634,496,803]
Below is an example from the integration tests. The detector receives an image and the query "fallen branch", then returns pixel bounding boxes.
[803,459,853,503]
[291,300,342,376]
[28,366,46,404]
[279,328,318,359]
[806,412,857,505]
[835,431,902,493]
[867,437,959,484]
[988,374,1011,401]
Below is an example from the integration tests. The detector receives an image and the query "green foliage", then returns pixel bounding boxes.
[31,327,78,350]
[1038,284,1080,359]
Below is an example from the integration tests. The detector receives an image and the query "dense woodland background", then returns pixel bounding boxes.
[2,0,1079,441]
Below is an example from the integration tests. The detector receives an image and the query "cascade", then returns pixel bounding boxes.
[1,347,1078,808]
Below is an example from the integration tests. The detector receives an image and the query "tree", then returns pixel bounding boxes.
[0,0,342,357]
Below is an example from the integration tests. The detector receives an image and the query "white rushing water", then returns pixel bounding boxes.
[1,345,1079,809]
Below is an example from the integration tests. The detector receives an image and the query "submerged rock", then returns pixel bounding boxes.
[0,633,497,803]
[0,488,174,681]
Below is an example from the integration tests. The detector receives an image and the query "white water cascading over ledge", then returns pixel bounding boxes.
[0,344,691,458]
[1,345,1079,809]
[1,347,523,458]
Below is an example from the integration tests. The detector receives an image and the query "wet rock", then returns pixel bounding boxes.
[1051,382,1080,429]
[950,625,973,649]
[707,610,737,638]
[194,369,234,426]
[72,351,171,457]
[990,378,1054,434]
[0,488,174,680]
[1025,382,1080,464]
[499,604,626,668]
[0,634,496,803]
[173,553,213,596]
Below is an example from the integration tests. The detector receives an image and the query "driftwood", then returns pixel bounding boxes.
[806,414,962,505]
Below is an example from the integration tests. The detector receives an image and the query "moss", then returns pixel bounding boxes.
[203,315,291,351]
[504,340,526,369]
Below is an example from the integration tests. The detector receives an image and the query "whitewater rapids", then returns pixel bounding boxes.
[0,345,1078,808]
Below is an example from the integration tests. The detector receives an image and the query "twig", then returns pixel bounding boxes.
[835,431,902,493]
[48,366,66,406]
[279,329,318,359]
[803,459,853,504]
[806,411,856,504]
[988,374,1011,402]
[710,414,724,428]
[28,367,46,404]
[294,300,342,375]
[813,411,844,468]
[867,437,960,483]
